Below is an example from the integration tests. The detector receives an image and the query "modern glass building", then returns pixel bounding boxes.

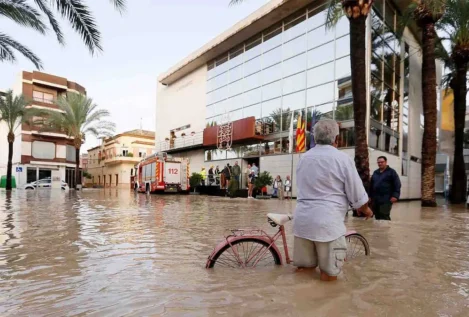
[156,0,440,199]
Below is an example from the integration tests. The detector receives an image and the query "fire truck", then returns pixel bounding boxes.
[136,152,190,193]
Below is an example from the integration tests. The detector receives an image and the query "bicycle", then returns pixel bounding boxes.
[206,213,370,268]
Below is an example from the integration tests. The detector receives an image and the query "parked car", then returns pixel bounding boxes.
[24,178,69,190]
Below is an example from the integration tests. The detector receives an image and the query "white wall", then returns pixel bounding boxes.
[156,66,207,143]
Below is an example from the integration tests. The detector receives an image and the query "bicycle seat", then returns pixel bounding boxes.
[267,213,292,227]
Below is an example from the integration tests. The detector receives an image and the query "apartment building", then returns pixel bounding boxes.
[87,129,155,188]
[0,71,86,187]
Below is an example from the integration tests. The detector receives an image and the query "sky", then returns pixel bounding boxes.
[0,0,269,149]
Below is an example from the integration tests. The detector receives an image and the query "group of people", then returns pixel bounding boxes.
[272,175,292,200]
[292,119,401,282]
[200,161,243,189]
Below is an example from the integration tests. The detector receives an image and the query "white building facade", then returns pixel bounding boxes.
[156,0,438,199]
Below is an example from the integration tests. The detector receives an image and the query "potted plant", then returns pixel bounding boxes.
[254,171,273,199]
[189,172,203,195]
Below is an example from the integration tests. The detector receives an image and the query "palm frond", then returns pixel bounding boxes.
[52,0,102,54]
[110,0,125,14]
[0,41,15,64]
[37,92,114,145]
[325,0,343,30]
[229,0,244,6]
[34,0,64,44]
[397,2,418,39]
[0,0,47,33]
[0,33,42,69]
[0,90,32,132]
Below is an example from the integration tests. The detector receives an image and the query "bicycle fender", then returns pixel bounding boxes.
[205,235,283,268]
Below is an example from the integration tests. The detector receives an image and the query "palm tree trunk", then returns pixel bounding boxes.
[420,22,438,207]
[350,16,370,192]
[75,147,80,190]
[6,137,14,191]
[450,62,468,203]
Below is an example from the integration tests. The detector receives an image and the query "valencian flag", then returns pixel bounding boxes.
[295,113,306,152]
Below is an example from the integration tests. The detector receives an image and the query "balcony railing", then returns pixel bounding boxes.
[33,97,55,104]
[155,131,203,152]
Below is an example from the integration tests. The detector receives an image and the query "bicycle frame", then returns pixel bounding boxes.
[205,226,290,268]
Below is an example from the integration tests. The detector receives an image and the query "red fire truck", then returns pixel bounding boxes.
[136,152,190,193]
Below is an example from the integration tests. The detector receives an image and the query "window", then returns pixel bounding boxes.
[33,91,54,104]
[283,52,307,77]
[307,42,334,68]
[122,150,129,156]
[283,90,306,111]
[283,72,306,95]
[283,35,307,60]
[32,141,55,159]
[263,46,282,68]
[66,145,76,162]
[262,80,282,101]
[307,62,334,87]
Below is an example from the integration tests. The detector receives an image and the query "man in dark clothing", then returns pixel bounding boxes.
[370,156,401,220]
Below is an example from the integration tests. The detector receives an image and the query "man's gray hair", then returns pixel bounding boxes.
[313,119,339,145]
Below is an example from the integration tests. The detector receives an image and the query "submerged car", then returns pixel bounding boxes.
[24,178,69,190]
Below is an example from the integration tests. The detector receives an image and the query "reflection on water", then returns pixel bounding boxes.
[0,190,468,316]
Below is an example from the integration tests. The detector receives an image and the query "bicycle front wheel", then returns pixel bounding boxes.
[208,238,281,268]
[345,233,370,260]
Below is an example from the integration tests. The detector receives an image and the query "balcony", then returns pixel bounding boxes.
[103,154,143,165]
[155,131,203,153]
[33,96,55,104]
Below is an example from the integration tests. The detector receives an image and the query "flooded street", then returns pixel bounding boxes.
[0,190,468,316]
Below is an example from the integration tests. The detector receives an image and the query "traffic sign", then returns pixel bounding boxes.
[16,167,22,173]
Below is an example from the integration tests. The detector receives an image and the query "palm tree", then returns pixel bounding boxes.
[0,91,33,190]
[437,0,469,203]
[325,0,374,192]
[402,0,445,206]
[1,0,125,69]
[36,93,115,190]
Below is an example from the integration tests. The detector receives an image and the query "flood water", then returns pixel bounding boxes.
[0,189,468,316]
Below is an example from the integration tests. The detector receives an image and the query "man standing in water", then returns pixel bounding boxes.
[369,156,401,220]
[293,119,373,281]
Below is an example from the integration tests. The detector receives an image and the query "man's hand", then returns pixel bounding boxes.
[357,204,374,220]
[390,197,398,204]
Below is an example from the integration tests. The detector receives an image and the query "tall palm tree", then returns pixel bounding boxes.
[0,91,33,190]
[437,0,469,203]
[1,0,125,69]
[402,0,445,206]
[325,0,374,192]
[36,93,115,190]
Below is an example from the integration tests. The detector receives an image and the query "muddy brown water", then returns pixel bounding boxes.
[0,190,468,316]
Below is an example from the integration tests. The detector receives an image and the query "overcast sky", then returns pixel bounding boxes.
[0,0,268,149]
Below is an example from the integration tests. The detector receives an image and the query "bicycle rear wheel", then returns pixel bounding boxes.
[208,238,281,268]
[345,233,370,260]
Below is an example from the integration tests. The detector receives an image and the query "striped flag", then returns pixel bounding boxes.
[295,113,306,152]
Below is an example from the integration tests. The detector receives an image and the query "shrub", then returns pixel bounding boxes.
[189,172,203,191]
[254,171,273,196]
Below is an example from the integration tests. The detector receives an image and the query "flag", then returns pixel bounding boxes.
[288,111,294,153]
[310,111,317,149]
[296,113,306,152]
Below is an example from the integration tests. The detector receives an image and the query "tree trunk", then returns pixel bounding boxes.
[6,135,14,190]
[420,22,438,207]
[350,16,370,192]
[75,147,80,190]
[450,62,468,203]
